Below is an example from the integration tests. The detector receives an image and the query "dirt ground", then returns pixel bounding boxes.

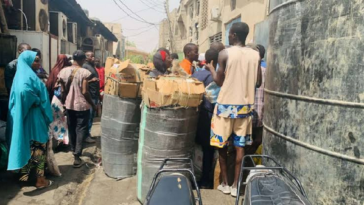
[0,119,237,205]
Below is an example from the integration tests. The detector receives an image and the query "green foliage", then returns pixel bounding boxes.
[129,55,145,64]
[126,40,136,47]
[148,49,157,62]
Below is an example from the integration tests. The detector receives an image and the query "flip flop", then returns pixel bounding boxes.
[36,180,53,189]
[73,160,85,168]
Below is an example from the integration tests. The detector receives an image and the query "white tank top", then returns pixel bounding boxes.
[215,46,260,118]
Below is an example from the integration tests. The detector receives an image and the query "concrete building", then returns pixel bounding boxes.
[160,0,269,55]
[1,0,117,71]
[104,22,126,60]
[159,18,170,50]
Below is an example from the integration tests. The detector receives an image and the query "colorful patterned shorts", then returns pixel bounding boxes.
[210,114,253,148]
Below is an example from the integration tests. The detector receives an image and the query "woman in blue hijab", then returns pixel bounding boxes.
[7,50,53,188]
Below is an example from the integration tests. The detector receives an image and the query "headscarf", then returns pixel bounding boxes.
[7,51,53,170]
[46,54,69,99]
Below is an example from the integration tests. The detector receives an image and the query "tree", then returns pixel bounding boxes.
[126,40,136,47]
[129,55,145,64]
[148,49,157,63]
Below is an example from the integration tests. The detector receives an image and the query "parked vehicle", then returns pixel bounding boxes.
[145,158,202,205]
[236,155,311,205]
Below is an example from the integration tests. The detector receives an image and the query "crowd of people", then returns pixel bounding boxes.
[3,45,105,188]
[2,21,266,198]
[150,22,266,197]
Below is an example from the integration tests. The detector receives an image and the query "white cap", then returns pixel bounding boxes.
[198,53,205,61]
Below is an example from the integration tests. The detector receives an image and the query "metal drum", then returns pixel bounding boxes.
[101,94,141,179]
[137,106,199,203]
[264,0,364,204]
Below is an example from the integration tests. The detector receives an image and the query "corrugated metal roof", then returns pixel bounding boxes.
[50,0,117,42]
[49,0,94,26]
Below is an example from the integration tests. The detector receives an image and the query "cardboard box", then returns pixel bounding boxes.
[105,76,143,99]
[143,76,205,108]
[147,62,154,69]
[104,57,116,78]
[104,58,152,99]
[130,63,153,83]
[119,82,142,99]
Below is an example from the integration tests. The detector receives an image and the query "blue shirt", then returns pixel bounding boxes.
[192,69,215,112]
[261,60,267,68]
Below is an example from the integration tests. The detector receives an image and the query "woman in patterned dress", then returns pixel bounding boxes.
[47,55,71,145]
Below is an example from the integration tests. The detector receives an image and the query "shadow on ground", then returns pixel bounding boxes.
[0,126,101,205]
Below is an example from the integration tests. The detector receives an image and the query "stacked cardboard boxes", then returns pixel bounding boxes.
[104,58,151,99]
[142,76,205,108]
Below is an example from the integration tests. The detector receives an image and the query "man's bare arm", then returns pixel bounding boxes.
[207,50,228,87]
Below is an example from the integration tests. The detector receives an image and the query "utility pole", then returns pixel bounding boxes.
[164,0,174,52]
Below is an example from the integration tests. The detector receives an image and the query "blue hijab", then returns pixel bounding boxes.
[7,51,53,170]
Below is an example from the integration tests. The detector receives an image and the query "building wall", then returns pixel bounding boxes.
[104,22,124,59]
[197,0,222,53]
[159,9,177,52]
[159,19,170,49]
[161,0,269,55]
[221,0,268,45]
[104,23,123,40]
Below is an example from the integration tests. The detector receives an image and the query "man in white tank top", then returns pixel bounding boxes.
[205,22,262,197]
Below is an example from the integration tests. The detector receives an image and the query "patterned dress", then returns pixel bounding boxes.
[20,142,46,181]
[49,95,69,144]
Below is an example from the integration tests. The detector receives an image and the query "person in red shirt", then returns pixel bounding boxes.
[94,58,105,99]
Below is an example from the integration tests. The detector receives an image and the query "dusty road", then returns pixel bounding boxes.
[0,119,237,205]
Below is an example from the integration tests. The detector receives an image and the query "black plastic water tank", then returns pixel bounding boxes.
[264,0,364,204]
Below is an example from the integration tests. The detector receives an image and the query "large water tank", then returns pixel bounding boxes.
[264,0,364,204]
[137,106,199,203]
[101,94,141,179]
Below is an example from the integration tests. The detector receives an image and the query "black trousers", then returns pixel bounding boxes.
[196,108,215,187]
[66,109,90,157]
[245,127,263,155]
